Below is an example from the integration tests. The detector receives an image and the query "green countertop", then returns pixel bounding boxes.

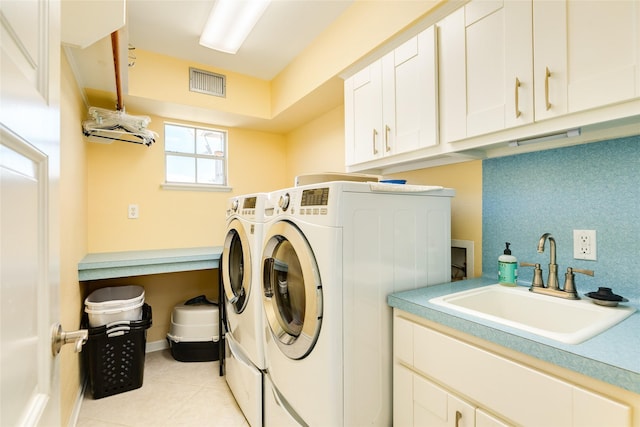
[78,247,223,281]
[388,277,640,395]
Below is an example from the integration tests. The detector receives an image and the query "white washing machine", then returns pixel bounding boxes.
[222,193,270,427]
[260,181,455,426]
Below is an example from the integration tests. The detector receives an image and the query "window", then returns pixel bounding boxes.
[164,123,228,188]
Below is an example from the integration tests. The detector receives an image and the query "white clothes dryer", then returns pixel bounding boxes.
[260,181,455,427]
[222,193,270,427]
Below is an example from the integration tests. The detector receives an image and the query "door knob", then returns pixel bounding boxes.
[51,323,88,356]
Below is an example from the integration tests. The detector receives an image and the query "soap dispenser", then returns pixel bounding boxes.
[498,242,517,286]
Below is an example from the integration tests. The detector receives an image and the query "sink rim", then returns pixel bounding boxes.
[429,284,636,344]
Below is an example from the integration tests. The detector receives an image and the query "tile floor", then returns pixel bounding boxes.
[76,350,249,427]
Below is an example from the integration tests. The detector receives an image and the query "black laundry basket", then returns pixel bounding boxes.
[83,304,152,399]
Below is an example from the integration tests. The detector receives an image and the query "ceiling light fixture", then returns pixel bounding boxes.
[199,0,271,54]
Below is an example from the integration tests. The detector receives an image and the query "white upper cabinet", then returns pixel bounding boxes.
[344,0,640,173]
[440,0,640,144]
[533,0,640,120]
[440,0,534,143]
[344,26,438,166]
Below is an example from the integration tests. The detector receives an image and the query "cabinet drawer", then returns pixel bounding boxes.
[394,314,414,365]
[573,387,631,427]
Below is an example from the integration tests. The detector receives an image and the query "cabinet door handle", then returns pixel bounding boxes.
[544,67,552,110]
[372,128,378,155]
[455,410,462,427]
[384,124,391,152]
[515,77,521,118]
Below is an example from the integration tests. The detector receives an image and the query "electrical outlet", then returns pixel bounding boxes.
[128,204,139,219]
[573,229,596,260]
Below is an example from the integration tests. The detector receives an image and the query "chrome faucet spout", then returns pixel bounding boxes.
[537,233,559,290]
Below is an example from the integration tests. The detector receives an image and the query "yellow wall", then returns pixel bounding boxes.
[59,51,88,425]
[285,105,346,179]
[86,118,287,253]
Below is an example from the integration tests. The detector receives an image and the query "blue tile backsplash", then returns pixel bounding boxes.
[482,135,640,303]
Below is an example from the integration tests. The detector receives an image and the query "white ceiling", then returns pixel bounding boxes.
[65,0,353,119]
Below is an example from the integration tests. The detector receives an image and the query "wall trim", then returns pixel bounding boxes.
[146,339,169,353]
[67,375,87,427]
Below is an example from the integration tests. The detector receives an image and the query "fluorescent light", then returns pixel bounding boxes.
[508,128,581,147]
[199,0,271,54]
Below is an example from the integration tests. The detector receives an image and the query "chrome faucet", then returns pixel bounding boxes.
[537,233,559,290]
[519,233,592,300]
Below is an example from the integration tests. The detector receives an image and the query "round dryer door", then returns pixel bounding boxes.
[222,218,252,314]
[262,220,322,360]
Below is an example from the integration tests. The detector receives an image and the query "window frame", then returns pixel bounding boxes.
[161,122,232,192]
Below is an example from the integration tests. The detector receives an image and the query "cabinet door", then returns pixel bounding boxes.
[394,364,415,427]
[534,0,640,119]
[439,1,533,143]
[437,7,466,144]
[383,27,438,155]
[344,62,383,165]
[465,0,533,137]
[412,366,476,427]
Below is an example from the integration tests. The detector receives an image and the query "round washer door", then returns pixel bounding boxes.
[222,218,252,314]
[262,220,322,360]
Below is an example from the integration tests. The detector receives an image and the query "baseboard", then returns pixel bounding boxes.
[68,374,87,427]
[146,339,169,353]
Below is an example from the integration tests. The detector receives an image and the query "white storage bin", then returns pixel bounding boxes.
[84,285,145,327]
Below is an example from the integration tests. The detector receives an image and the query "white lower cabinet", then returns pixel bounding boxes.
[393,311,632,427]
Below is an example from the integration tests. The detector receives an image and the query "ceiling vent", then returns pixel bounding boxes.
[189,67,226,97]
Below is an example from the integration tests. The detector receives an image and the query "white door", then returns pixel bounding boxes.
[1,0,64,425]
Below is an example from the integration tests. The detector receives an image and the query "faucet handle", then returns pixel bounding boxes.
[520,262,544,288]
[563,267,594,299]
[571,267,594,277]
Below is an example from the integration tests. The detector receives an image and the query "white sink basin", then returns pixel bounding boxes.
[429,284,636,344]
